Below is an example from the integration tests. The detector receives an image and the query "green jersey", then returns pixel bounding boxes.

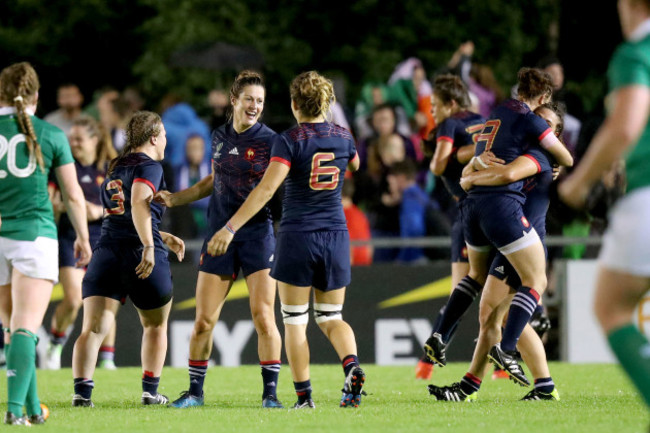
[607,25,650,193]
[0,108,74,241]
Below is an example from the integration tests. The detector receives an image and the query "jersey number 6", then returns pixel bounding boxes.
[310,152,340,190]
[105,179,125,215]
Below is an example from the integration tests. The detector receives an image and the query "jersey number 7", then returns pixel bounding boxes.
[475,120,501,151]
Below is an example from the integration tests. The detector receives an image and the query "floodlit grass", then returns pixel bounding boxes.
[2,363,647,432]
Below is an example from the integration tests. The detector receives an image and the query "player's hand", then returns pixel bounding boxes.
[474,151,505,170]
[86,201,104,221]
[163,233,185,262]
[207,227,234,256]
[136,246,155,279]
[459,176,473,191]
[74,238,92,267]
[552,164,561,181]
[153,190,175,207]
[558,174,590,210]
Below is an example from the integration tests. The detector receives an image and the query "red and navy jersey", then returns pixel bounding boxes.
[271,122,357,232]
[521,147,555,240]
[208,122,277,241]
[97,153,166,249]
[471,99,553,201]
[58,161,106,243]
[435,111,485,201]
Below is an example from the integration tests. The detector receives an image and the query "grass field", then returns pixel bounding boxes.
[1,363,646,432]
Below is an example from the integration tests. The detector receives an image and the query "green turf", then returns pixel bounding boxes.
[1,363,646,432]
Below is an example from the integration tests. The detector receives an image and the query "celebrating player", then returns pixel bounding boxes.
[45,116,119,370]
[427,68,573,386]
[559,0,650,410]
[0,62,92,425]
[428,103,564,401]
[157,71,284,409]
[416,74,485,379]
[209,71,365,409]
[71,111,184,407]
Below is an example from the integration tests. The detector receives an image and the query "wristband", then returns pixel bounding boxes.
[475,156,489,169]
[143,245,155,250]
[225,221,237,235]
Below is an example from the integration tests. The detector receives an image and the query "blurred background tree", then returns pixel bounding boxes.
[0,0,619,124]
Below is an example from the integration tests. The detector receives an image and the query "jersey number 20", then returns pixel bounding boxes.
[0,134,37,179]
[310,152,340,190]
[105,179,125,215]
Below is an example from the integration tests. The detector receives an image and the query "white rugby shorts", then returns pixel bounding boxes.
[0,236,59,285]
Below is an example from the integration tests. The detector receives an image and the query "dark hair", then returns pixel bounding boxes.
[433,74,470,109]
[370,103,398,134]
[534,102,566,137]
[290,71,334,119]
[0,62,44,172]
[517,67,553,102]
[228,70,264,122]
[71,115,117,170]
[389,159,417,180]
[108,110,162,174]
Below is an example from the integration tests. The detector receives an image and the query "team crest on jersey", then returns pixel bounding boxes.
[213,142,224,160]
[521,216,530,228]
[96,175,105,186]
[245,148,255,160]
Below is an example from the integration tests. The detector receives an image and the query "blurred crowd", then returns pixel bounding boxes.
[42,42,617,267]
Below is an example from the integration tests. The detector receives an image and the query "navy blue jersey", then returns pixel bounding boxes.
[435,111,485,201]
[521,147,555,239]
[97,153,166,249]
[208,122,276,241]
[471,99,553,201]
[271,122,357,232]
[58,161,105,243]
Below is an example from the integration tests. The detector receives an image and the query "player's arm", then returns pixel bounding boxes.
[132,181,156,279]
[430,138,453,176]
[207,161,290,256]
[154,173,214,208]
[560,85,650,208]
[539,130,573,167]
[460,155,538,191]
[348,152,360,172]
[456,144,476,164]
[55,163,91,266]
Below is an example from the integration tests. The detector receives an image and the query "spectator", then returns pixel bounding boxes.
[342,177,372,266]
[207,89,229,131]
[160,93,211,169]
[44,83,84,135]
[98,92,129,151]
[354,82,412,141]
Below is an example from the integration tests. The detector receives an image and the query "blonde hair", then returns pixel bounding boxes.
[289,71,335,119]
[0,62,44,172]
[72,115,117,170]
[108,111,162,174]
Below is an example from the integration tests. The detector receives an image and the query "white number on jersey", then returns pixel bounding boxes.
[0,134,37,179]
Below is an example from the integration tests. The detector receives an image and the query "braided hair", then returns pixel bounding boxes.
[0,62,44,172]
[107,111,162,175]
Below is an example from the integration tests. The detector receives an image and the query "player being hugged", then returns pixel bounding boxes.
[449,67,573,386]
[45,116,119,371]
[0,62,92,425]
[156,71,285,409]
[71,111,184,408]
[209,71,365,409]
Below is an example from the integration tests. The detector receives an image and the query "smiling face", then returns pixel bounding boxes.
[231,84,265,133]
[68,125,98,164]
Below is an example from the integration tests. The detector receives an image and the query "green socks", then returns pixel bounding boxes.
[6,331,38,417]
[608,324,650,407]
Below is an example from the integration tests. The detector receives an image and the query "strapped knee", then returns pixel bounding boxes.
[313,303,343,324]
[13,328,39,343]
[281,303,309,325]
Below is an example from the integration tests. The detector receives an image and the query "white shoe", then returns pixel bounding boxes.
[44,343,62,370]
[35,327,50,369]
[99,359,117,370]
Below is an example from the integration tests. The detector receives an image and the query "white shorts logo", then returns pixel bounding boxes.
[269,254,274,263]
[494,266,505,274]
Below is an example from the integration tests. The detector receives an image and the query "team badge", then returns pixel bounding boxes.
[521,216,530,228]
[213,142,223,160]
[245,148,255,160]
[96,175,105,186]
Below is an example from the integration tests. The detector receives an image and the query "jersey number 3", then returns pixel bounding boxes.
[105,179,125,215]
[310,152,340,190]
